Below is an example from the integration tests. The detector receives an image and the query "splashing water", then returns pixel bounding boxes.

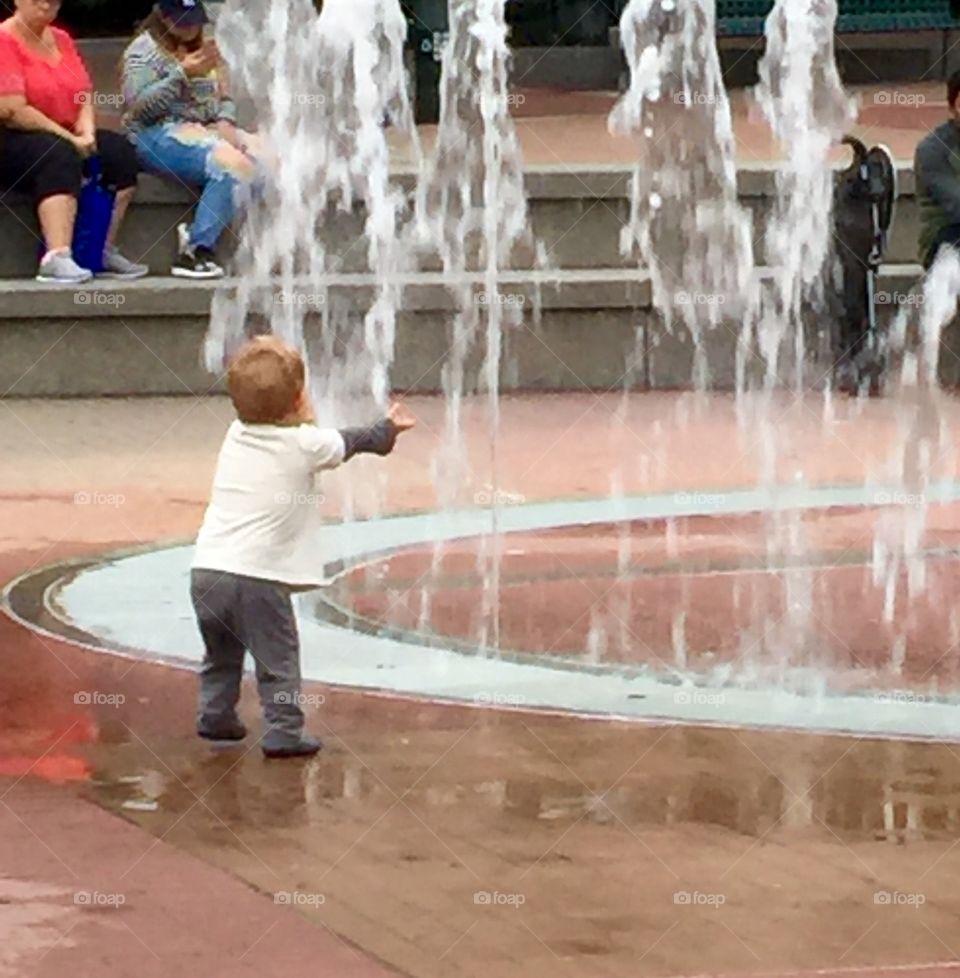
[204,0,960,702]
[753,0,854,390]
[871,250,960,676]
[416,0,530,651]
[611,0,959,695]
[610,0,756,389]
[741,0,855,688]
[211,0,417,423]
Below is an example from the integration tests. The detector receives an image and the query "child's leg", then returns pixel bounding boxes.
[190,570,246,733]
[235,579,305,749]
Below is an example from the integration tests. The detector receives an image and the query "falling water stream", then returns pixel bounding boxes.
[201,0,960,699]
[414,0,531,652]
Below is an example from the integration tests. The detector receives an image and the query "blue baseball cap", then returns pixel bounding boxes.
[157,0,209,28]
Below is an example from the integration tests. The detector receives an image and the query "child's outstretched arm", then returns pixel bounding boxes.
[339,402,416,461]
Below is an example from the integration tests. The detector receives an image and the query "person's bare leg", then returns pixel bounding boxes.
[36,194,77,253]
[106,187,136,250]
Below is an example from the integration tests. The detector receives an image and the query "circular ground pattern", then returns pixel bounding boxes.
[6,485,960,741]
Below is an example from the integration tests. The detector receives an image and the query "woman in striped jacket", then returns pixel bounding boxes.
[121,0,261,279]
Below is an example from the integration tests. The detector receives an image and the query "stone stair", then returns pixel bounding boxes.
[0,162,941,398]
[0,264,934,398]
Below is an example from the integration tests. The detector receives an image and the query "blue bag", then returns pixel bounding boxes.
[41,155,115,274]
[72,156,115,275]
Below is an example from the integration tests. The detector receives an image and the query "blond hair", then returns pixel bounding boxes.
[227,335,305,424]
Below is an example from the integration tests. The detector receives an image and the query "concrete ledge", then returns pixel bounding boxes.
[0,265,930,398]
[0,265,924,320]
[0,164,924,281]
[0,164,916,205]
[0,269,654,320]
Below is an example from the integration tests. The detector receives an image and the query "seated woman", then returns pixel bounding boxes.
[0,0,147,284]
[122,0,260,280]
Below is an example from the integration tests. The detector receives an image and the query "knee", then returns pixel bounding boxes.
[34,137,83,199]
[209,141,257,184]
[100,136,140,191]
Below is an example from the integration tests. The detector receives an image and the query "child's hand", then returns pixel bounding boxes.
[388,402,416,432]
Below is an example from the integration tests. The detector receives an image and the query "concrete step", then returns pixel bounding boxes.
[0,165,923,280]
[1,264,941,399]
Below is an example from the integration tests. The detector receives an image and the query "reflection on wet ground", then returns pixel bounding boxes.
[80,690,960,978]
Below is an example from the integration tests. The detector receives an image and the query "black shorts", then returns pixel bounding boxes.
[0,127,139,203]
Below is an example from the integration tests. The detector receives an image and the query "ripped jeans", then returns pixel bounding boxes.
[132,122,261,252]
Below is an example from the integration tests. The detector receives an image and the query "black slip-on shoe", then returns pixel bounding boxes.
[262,735,324,759]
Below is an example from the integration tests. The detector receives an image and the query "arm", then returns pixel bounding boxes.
[916,132,960,225]
[121,40,188,128]
[213,57,241,147]
[338,419,399,461]
[75,99,95,138]
[3,93,80,145]
[215,56,238,125]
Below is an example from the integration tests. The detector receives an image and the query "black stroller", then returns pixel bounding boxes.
[831,136,898,393]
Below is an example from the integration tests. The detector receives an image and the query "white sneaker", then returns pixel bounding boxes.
[100,247,149,280]
[36,251,94,285]
[171,245,224,280]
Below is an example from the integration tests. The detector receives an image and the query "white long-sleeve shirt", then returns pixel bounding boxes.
[192,421,346,587]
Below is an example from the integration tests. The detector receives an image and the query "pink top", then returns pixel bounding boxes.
[0,23,92,130]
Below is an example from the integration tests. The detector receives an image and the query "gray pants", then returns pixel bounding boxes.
[190,569,304,749]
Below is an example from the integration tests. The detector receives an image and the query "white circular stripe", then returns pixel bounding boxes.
[35,483,960,741]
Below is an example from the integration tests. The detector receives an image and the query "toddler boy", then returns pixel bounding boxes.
[191,335,415,758]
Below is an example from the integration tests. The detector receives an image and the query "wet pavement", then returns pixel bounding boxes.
[4,395,960,976]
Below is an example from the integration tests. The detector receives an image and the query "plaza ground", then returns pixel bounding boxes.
[4,394,960,977]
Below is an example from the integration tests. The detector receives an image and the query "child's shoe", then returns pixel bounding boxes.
[198,718,248,743]
[262,735,323,759]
